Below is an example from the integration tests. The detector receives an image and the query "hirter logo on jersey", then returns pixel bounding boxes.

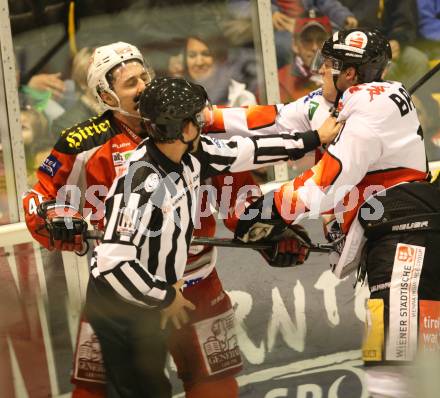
[345,31,368,49]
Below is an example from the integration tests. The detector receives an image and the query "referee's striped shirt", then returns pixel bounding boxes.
[91,131,320,308]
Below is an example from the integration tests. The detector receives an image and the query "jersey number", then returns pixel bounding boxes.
[389,87,414,117]
[28,198,38,215]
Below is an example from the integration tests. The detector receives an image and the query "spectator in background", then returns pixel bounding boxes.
[301,0,358,29]
[417,0,440,58]
[26,72,66,100]
[15,53,68,123]
[417,0,440,41]
[167,53,185,78]
[271,1,299,67]
[20,107,51,185]
[183,31,257,106]
[225,1,356,68]
[278,15,332,102]
[50,48,100,139]
[340,0,430,87]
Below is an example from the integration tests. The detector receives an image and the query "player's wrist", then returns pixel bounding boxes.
[160,286,177,309]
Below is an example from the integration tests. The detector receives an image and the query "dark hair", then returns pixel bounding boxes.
[104,59,144,90]
[182,28,228,77]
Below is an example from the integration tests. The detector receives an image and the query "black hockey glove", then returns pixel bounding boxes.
[259,225,311,267]
[37,200,88,254]
[234,194,311,267]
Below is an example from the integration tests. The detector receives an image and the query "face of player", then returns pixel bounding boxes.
[111,61,151,116]
[319,58,338,102]
[293,27,329,68]
[186,38,214,81]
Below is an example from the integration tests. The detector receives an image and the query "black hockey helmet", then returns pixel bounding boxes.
[139,77,209,142]
[321,28,391,83]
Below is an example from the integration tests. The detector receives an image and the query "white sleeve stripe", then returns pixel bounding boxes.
[65,146,100,187]
[120,262,152,295]
[202,143,238,158]
[95,242,137,272]
[133,202,154,246]
[285,136,305,150]
[255,135,305,150]
[156,216,175,278]
[104,193,122,240]
[254,137,286,147]
[256,155,288,162]
[149,287,167,301]
[210,163,229,172]
[104,273,154,308]
[127,193,141,209]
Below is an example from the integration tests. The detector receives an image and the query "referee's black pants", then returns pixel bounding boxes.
[85,277,171,398]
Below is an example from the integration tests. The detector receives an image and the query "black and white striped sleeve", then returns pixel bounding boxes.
[196,131,320,178]
[90,165,176,309]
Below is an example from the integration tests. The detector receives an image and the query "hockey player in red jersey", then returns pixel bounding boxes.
[22,41,153,397]
[235,28,440,397]
[23,42,151,254]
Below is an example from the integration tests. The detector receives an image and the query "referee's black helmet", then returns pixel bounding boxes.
[139,77,208,142]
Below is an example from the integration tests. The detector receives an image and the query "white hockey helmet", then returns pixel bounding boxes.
[87,42,146,111]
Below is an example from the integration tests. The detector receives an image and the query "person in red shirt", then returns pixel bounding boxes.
[278,15,332,102]
[22,41,154,397]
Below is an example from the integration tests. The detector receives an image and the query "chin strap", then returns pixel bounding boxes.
[329,72,344,117]
[330,90,343,117]
[180,121,203,153]
[102,91,147,120]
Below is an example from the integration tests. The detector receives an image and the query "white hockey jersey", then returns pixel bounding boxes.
[206,88,331,139]
[273,81,428,277]
[205,88,332,170]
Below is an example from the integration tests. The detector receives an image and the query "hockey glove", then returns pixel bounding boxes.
[234,193,288,243]
[234,194,311,267]
[37,200,88,253]
[260,225,311,267]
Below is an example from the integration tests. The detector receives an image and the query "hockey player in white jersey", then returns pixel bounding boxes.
[234,28,440,397]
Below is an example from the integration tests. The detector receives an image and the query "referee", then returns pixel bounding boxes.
[85,77,340,397]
